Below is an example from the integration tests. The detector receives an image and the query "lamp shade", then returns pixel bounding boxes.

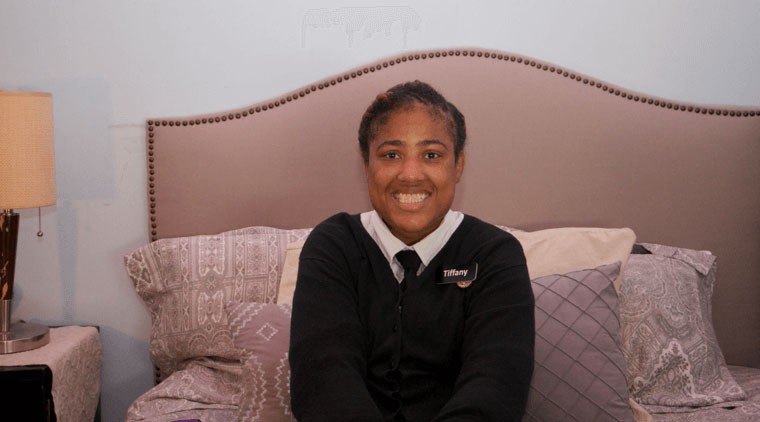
[0,92,56,209]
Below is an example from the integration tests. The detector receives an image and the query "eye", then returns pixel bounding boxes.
[424,151,441,160]
[383,151,401,159]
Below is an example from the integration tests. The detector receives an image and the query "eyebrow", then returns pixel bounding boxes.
[373,139,450,150]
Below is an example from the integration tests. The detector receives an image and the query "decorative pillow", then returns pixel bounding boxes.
[276,240,306,305]
[619,243,746,411]
[226,302,293,422]
[125,359,242,422]
[508,227,636,290]
[525,262,634,422]
[123,226,311,379]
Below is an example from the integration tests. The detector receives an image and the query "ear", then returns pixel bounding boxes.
[455,152,465,183]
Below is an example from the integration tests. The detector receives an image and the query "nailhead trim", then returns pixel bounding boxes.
[148,48,759,129]
[146,48,759,240]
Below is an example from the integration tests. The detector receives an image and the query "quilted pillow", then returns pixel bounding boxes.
[619,243,746,411]
[525,262,634,422]
[123,226,311,379]
[226,302,293,422]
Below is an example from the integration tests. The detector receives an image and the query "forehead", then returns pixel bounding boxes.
[370,103,455,144]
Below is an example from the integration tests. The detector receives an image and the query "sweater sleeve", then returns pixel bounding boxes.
[433,231,535,421]
[289,216,384,421]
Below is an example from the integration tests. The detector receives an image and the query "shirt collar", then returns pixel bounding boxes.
[364,209,462,268]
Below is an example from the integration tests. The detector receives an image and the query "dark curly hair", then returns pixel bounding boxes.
[358,80,466,163]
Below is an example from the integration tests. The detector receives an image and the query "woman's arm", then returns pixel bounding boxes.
[289,219,384,421]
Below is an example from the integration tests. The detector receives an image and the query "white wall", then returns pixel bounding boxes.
[2,1,758,420]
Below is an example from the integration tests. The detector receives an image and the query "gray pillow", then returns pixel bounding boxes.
[524,262,634,422]
[619,243,746,412]
[124,226,311,379]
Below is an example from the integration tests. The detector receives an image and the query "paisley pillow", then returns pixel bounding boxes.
[619,243,746,411]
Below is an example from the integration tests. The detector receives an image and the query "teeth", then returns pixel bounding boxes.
[395,193,428,204]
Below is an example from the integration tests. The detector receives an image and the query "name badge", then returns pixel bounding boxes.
[438,263,478,288]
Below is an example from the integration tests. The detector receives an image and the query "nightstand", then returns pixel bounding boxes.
[0,326,102,422]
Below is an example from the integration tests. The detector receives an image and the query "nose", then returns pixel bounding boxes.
[398,156,424,182]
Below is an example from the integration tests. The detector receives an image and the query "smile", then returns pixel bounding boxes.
[394,193,429,204]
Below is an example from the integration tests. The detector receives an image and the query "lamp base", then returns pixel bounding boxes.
[0,321,50,354]
[1,213,51,354]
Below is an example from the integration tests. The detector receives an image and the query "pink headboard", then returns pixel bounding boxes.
[146,48,760,368]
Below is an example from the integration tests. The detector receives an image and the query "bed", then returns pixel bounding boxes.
[123,48,760,421]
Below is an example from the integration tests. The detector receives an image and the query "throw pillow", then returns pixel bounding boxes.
[509,227,636,290]
[124,226,311,379]
[619,243,746,411]
[276,240,306,305]
[226,302,293,421]
[525,262,634,422]
[277,227,637,305]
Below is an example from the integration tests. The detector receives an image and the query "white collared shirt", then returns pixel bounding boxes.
[361,209,464,283]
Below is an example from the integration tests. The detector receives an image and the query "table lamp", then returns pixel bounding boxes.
[0,92,56,354]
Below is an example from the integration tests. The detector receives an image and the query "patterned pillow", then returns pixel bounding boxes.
[525,262,635,422]
[125,360,242,422]
[619,243,746,411]
[226,302,293,422]
[123,226,311,379]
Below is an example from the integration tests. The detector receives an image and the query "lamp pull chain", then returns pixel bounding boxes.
[37,207,44,237]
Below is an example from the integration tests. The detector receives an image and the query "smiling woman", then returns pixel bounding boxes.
[289,80,535,421]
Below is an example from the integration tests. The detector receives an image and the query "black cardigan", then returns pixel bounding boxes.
[289,213,534,421]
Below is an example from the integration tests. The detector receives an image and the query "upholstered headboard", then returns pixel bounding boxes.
[145,48,760,368]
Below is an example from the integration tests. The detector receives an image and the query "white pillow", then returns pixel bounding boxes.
[276,240,306,305]
[277,227,636,304]
[509,227,636,289]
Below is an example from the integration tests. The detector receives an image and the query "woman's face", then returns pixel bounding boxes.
[364,103,464,245]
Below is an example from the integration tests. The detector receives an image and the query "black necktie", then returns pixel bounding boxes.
[389,250,422,407]
[395,250,421,285]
